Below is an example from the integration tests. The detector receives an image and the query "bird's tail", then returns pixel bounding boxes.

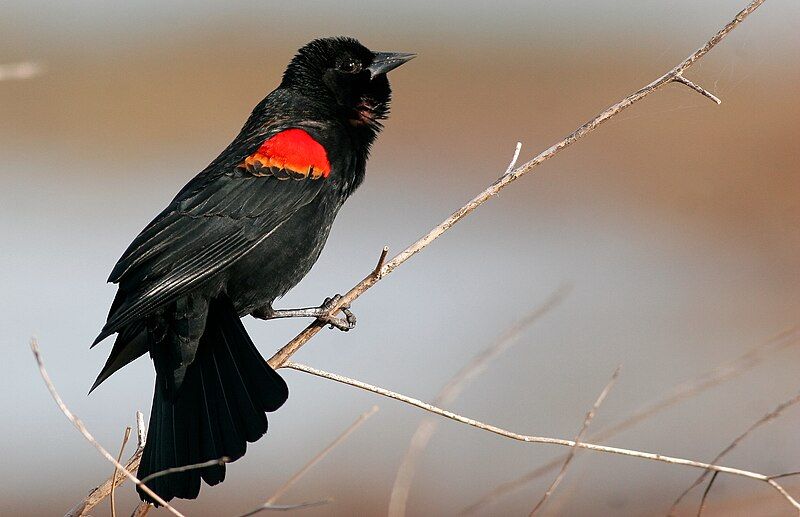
[137,297,288,503]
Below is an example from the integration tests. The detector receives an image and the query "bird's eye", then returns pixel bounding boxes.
[339,59,362,74]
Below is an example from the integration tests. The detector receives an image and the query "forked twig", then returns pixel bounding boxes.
[30,339,183,516]
[462,326,799,514]
[669,391,800,515]
[267,0,766,371]
[697,471,719,516]
[530,366,621,515]
[283,361,800,511]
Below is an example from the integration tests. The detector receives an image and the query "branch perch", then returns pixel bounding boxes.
[283,361,800,512]
[669,391,800,515]
[462,326,799,514]
[529,366,621,515]
[267,0,765,371]
[30,340,183,517]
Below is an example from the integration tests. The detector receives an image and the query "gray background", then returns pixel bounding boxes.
[2,1,799,515]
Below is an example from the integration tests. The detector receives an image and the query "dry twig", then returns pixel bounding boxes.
[387,286,569,516]
[283,361,800,512]
[111,426,132,517]
[130,502,151,517]
[669,391,800,515]
[462,326,799,514]
[30,339,183,516]
[530,366,621,515]
[67,0,772,512]
[266,406,379,505]
[697,471,719,516]
[267,0,766,372]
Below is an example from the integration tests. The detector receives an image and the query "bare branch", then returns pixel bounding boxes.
[388,286,569,516]
[373,246,389,279]
[769,471,800,481]
[237,499,332,516]
[111,427,132,517]
[266,406,379,504]
[69,409,149,516]
[669,391,800,514]
[130,502,151,517]
[30,339,183,517]
[267,0,765,371]
[697,471,719,516]
[673,75,722,105]
[66,450,144,516]
[462,326,799,514]
[530,366,621,515]
[503,142,523,176]
[284,361,800,512]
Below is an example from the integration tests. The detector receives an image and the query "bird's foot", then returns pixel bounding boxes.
[318,295,356,332]
[252,295,356,332]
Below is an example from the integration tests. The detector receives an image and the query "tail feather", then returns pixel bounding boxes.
[137,296,288,503]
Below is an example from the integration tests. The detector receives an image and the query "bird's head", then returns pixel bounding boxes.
[281,37,415,129]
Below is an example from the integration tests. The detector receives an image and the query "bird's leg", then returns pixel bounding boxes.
[252,295,356,331]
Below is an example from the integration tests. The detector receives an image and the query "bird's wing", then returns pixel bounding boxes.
[94,127,334,344]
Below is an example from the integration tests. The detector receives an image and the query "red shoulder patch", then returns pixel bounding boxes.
[241,129,331,180]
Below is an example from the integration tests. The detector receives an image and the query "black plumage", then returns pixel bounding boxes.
[91,37,413,503]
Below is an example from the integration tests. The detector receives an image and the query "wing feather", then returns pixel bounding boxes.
[98,145,328,340]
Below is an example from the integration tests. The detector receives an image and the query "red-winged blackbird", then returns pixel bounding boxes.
[90,37,413,503]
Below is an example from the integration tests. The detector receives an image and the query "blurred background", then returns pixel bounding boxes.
[2,1,799,515]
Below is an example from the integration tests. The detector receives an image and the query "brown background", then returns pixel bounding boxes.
[1,1,799,515]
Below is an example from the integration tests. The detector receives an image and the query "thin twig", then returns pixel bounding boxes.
[130,502,151,517]
[461,326,799,514]
[530,366,622,515]
[139,457,230,484]
[66,449,144,516]
[387,286,569,516]
[697,471,719,516]
[669,391,800,515]
[374,246,389,279]
[29,339,183,517]
[284,361,800,512]
[267,0,765,373]
[237,499,333,516]
[111,427,132,517]
[68,410,147,516]
[503,142,523,175]
[265,406,379,504]
[770,472,800,481]
[673,75,722,104]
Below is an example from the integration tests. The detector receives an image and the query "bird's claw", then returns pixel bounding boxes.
[319,295,356,331]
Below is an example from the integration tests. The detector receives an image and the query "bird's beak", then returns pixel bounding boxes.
[367,52,416,79]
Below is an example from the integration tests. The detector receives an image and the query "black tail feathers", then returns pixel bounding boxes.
[137,297,288,503]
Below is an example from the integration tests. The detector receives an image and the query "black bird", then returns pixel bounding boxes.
[91,37,414,503]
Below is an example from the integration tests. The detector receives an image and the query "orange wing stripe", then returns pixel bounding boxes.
[241,129,331,180]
